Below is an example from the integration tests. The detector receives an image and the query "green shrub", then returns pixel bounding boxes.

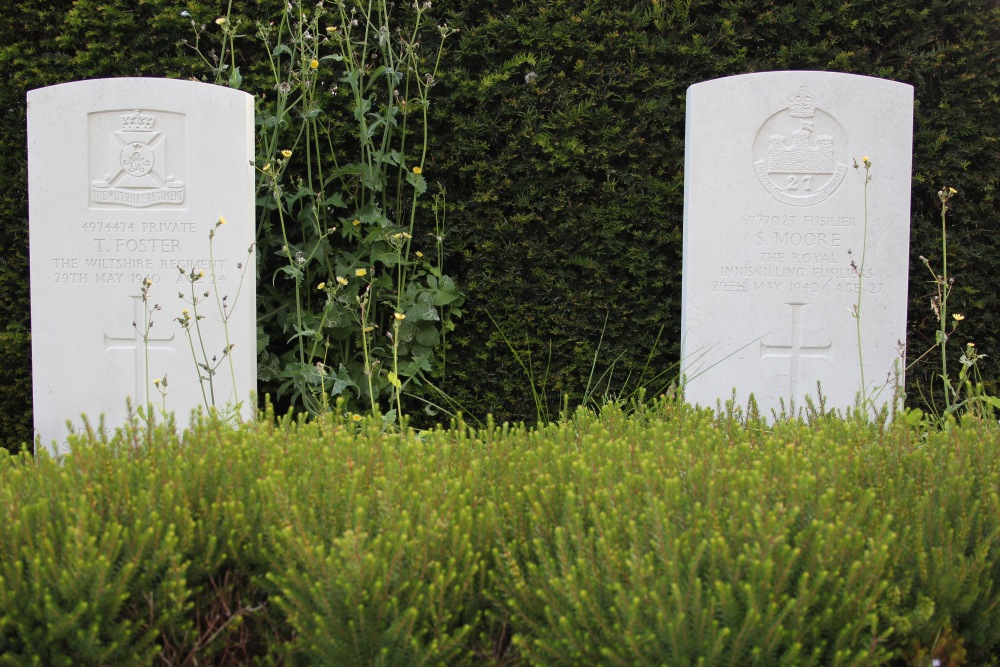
[495,412,892,665]
[0,429,190,666]
[262,427,491,665]
[1,404,1000,663]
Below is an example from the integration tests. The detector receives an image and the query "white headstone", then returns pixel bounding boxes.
[681,71,913,417]
[28,78,256,454]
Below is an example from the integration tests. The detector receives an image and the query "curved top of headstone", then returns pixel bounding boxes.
[688,70,912,90]
[28,76,251,101]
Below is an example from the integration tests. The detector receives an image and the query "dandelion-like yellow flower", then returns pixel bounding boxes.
[394,312,406,321]
[317,282,326,290]
[281,149,292,158]
[215,17,226,25]
[355,268,367,277]
[310,59,320,69]
[953,313,966,321]
[336,276,349,286]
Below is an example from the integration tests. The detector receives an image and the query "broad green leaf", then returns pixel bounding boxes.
[327,363,358,397]
[228,66,243,90]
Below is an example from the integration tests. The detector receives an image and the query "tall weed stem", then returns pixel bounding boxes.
[852,156,872,408]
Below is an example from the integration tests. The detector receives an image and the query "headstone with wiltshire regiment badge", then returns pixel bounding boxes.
[28,78,256,455]
[680,71,913,417]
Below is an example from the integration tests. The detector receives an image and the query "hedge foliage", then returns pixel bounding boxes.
[433,0,1000,421]
[1,403,1000,665]
[1,0,998,449]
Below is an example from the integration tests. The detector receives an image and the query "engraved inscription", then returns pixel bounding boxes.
[90,110,186,208]
[50,218,225,286]
[707,211,883,297]
[751,88,850,206]
[740,214,858,227]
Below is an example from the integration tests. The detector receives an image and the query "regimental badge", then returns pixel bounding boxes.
[751,87,849,206]
[91,110,185,208]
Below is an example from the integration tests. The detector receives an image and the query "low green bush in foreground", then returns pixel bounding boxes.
[1,402,999,666]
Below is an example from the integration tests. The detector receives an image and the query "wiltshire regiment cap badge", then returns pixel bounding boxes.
[91,109,185,208]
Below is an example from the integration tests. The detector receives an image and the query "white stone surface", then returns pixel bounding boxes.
[29,78,256,454]
[681,71,913,417]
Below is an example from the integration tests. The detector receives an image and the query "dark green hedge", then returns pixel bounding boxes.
[432,0,1000,421]
[1,0,998,449]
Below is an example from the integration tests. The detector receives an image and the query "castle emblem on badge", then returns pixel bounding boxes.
[91,110,185,208]
[751,87,849,206]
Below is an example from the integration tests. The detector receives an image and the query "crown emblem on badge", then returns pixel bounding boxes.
[120,110,155,132]
[787,87,817,118]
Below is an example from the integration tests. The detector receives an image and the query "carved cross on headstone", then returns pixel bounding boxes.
[104,294,175,402]
[759,302,832,399]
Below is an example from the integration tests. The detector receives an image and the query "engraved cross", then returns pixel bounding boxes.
[759,302,832,399]
[104,294,176,402]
